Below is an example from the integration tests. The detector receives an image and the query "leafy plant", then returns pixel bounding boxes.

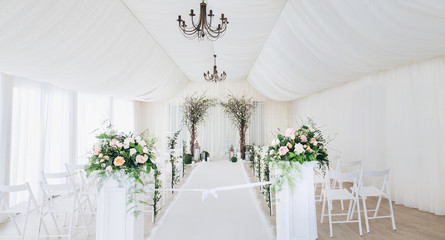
[202,151,210,161]
[85,130,157,216]
[183,154,193,164]
[181,94,216,157]
[267,119,330,191]
[221,94,256,160]
[231,156,238,163]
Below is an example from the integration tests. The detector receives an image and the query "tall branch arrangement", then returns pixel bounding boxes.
[221,94,256,160]
[181,94,216,157]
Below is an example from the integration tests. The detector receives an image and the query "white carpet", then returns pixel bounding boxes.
[148,160,275,240]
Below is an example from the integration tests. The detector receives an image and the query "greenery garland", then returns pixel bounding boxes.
[152,165,161,220]
[167,130,181,190]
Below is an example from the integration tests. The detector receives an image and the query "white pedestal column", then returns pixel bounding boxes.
[96,178,144,240]
[276,162,318,240]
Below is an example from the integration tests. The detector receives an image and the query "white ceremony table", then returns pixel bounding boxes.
[96,177,144,240]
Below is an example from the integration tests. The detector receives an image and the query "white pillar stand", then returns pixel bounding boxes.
[96,177,144,240]
[276,161,318,240]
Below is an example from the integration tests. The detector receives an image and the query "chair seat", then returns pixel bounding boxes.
[359,186,386,197]
[327,188,354,200]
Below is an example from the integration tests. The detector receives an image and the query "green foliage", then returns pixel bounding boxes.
[167,130,181,189]
[231,156,238,163]
[152,166,161,219]
[85,130,157,216]
[183,154,193,164]
[267,119,332,192]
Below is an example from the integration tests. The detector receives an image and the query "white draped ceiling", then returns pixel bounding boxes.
[1,0,445,101]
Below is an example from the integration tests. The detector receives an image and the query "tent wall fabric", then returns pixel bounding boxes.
[292,56,445,215]
[249,0,445,101]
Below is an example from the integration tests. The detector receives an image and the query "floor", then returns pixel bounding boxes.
[1,160,444,239]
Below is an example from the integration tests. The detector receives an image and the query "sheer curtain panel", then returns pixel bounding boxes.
[291,56,445,215]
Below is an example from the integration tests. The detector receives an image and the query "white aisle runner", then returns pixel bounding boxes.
[148,160,275,240]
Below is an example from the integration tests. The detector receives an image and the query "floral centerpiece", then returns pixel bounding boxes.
[85,129,157,216]
[267,120,330,191]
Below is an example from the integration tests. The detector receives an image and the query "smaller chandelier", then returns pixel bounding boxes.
[204,55,226,82]
[177,1,228,41]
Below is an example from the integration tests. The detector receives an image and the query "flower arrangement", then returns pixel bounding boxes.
[85,130,157,216]
[267,120,330,191]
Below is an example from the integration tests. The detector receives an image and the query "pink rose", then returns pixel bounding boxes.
[104,156,109,160]
[299,135,307,142]
[94,147,101,155]
[110,139,119,147]
[278,146,289,156]
[98,153,103,158]
[136,155,147,164]
[307,147,314,153]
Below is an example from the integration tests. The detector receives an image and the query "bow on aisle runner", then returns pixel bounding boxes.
[156,181,274,201]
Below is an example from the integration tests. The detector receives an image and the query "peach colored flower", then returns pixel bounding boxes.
[94,147,101,155]
[299,135,307,142]
[113,156,125,166]
[307,147,314,153]
[104,156,109,160]
[286,142,293,149]
[98,153,103,158]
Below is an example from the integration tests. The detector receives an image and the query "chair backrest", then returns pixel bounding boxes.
[326,170,360,194]
[0,183,37,211]
[335,160,362,173]
[42,171,70,185]
[359,168,391,193]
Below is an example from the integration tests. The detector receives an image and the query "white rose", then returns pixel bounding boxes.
[269,150,276,155]
[143,146,149,154]
[139,140,147,147]
[294,143,305,155]
[130,148,137,156]
[270,139,280,147]
[135,136,142,142]
[116,142,123,148]
[106,166,113,172]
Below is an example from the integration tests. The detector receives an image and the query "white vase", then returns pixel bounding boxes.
[275,161,318,240]
[96,175,144,240]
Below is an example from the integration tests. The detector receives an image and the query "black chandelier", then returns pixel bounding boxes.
[177,1,228,41]
[204,55,226,82]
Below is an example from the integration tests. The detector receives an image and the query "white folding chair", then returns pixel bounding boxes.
[321,170,362,238]
[314,166,326,203]
[37,182,89,239]
[332,160,362,210]
[65,164,95,213]
[0,183,39,239]
[352,168,396,233]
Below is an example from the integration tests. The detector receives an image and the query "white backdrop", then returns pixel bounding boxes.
[292,56,445,215]
[141,80,290,157]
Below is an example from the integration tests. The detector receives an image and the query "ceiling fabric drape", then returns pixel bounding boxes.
[0,0,188,101]
[248,0,445,101]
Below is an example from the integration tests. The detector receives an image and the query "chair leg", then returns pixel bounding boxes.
[356,197,363,236]
[321,194,327,223]
[374,196,382,217]
[347,199,354,221]
[340,182,344,210]
[328,200,333,238]
[362,197,370,233]
[388,197,397,230]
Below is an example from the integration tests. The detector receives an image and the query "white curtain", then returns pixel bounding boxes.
[291,56,445,215]
[142,80,291,157]
[0,74,141,205]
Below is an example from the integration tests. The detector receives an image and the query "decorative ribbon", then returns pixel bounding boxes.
[153,181,274,201]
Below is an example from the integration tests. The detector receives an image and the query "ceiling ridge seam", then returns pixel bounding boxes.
[119,0,190,81]
[245,0,289,81]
